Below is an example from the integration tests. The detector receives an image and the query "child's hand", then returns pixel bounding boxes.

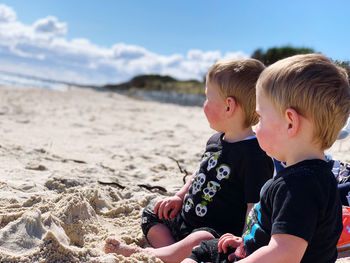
[218,233,242,261]
[154,195,183,220]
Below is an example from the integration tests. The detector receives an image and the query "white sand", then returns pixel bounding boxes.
[0,85,349,262]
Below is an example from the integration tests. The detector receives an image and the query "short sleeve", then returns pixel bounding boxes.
[270,179,318,242]
[243,156,273,203]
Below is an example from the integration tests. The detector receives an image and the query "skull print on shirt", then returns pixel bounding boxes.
[195,201,208,217]
[216,164,231,180]
[207,153,220,171]
[185,150,225,216]
[191,173,206,195]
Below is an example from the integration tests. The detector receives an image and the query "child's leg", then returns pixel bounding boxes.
[147,223,176,247]
[105,230,215,263]
[141,204,176,247]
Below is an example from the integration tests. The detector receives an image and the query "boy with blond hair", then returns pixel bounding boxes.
[104,58,274,262]
[184,53,350,263]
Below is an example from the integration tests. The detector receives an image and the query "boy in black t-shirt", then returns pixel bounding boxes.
[104,58,274,262]
[184,54,350,263]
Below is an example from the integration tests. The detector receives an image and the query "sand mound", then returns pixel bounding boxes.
[0,210,46,254]
[0,86,349,262]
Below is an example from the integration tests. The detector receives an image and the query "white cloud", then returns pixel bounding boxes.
[112,43,150,59]
[224,51,248,59]
[0,4,16,23]
[187,49,222,62]
[0,4,248,85]
[33,16,67,36]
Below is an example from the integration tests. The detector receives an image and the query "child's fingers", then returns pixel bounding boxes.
[163,203,171,219]
[168,207,177,219]
[228,252,236,262]
[218,236,231,253]
[218,235,242,254]
[218,233,234,253]
[226,239,239,248]
[218,235,227,253]
[219,233,235,240]
[235,236,242,244]
[153,200,161,214]
[164,201,177,219]
[169,205,180,219]
[157,202,166,220]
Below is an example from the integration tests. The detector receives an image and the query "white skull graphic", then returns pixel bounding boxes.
[216,164,231,180]
[195,202,208,217]
[207,154,220,171]
[184,198,194,212]
[200,152,211,166]
[192,173,206,195]
[202,181,221,202]
[141,216,148,224]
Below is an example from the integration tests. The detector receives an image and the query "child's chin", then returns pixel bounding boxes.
[263,149,276,159]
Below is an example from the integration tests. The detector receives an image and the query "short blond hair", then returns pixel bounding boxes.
[206,58,265,128]
[257,53,350,150]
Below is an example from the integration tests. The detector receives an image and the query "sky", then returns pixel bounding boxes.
[0,0,349,85]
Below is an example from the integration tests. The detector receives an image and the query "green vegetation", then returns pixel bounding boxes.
[103,74,205,95]
[252,46,350,82]
[252,46,315,66]
[335,60,350,83]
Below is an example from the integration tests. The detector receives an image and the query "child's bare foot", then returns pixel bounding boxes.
[104,237,144,256]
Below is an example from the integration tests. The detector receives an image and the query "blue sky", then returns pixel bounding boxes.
[0,1,349,85]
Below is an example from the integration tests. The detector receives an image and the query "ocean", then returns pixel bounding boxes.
[0,70,206,106]
[0,71,71,91]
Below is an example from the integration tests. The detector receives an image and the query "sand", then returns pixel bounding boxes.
[0,85,349,262]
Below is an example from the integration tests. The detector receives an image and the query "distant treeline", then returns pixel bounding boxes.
[252,46,350,82]
[102,46,350,94]
[103,75,205,94]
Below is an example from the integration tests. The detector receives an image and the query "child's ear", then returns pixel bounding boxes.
[225,97,236,116]
[285,108,299,137]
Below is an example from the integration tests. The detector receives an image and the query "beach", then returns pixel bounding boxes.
[0,85,350,262]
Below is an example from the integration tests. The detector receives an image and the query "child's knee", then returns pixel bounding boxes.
[191,227,221,239]
[194,230,216,241]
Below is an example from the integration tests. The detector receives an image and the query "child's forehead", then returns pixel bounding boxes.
[256,92,279,112]
[206,81,220,91]
[255,85,267,99]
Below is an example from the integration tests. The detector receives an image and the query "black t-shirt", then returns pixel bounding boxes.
[181,132,273,236]
[236,159,342,263]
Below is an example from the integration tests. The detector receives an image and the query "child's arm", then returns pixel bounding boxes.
[175,173,194,200]
[244,203,254,228]
[217,203,254,260]
[181,259,196,263]
[239,234,307,263]
[154,173,194,220]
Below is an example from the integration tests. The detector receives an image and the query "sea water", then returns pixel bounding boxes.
[0,71,70,91]
[0,70,206,106]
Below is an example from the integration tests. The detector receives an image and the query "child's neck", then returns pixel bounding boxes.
[285,149,326,167]
[223,127,254,143]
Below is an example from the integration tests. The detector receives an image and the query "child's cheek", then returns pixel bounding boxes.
[255,121,262,136]
[255,123,267,149]
[203,102,211,120]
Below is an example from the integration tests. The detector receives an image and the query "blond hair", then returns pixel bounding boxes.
[206,58,265,128]
[257,53,350,149]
